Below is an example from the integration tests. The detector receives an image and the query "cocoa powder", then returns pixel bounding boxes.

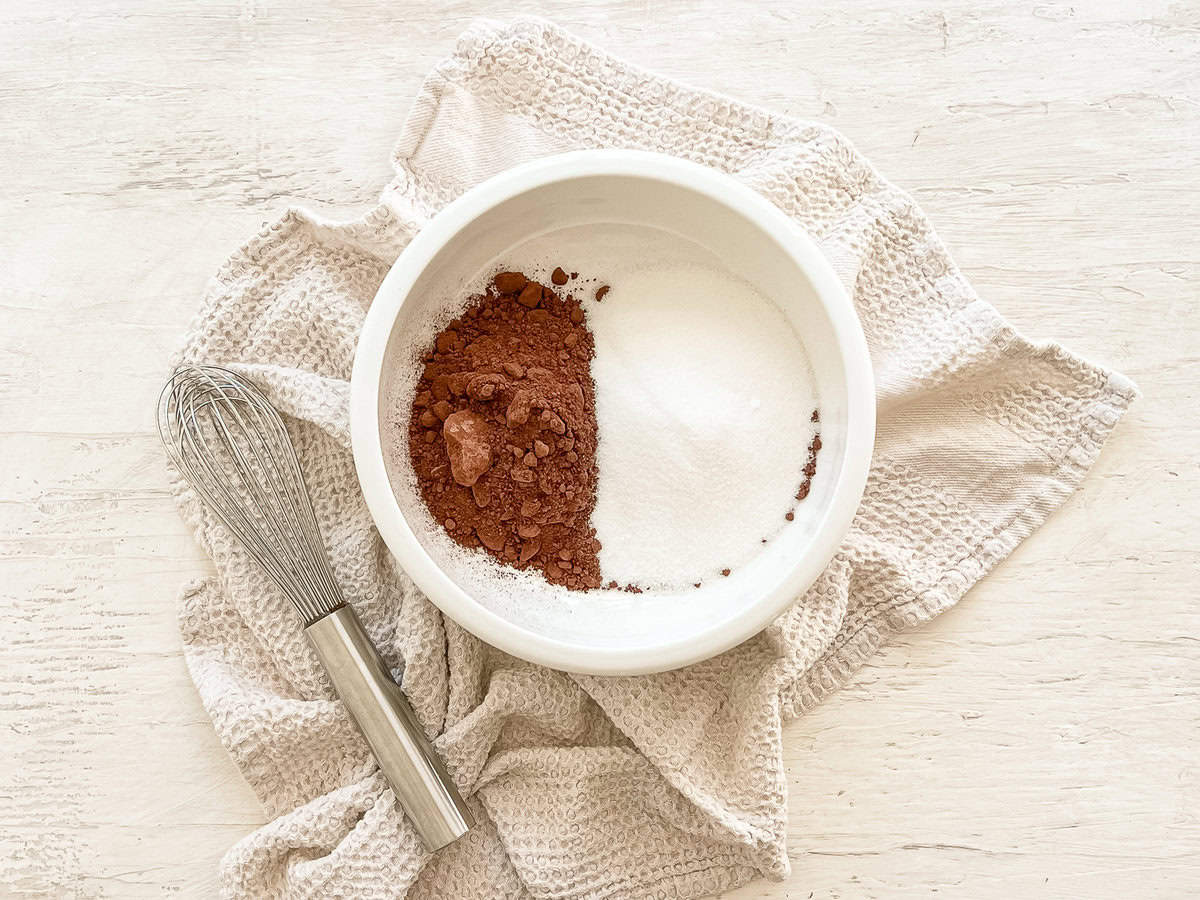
[407,270,604,590]
[793,412,822,503]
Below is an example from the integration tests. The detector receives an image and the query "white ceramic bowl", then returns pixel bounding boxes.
[351,150,874,675]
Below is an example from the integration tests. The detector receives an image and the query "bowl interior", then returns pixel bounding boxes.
[365,162,867,672]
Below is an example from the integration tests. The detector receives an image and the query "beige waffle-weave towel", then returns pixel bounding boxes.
[172,17,1137,899]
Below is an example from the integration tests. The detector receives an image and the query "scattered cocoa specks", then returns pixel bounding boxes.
[721,568,731,577]
[595,285,610,302]
[551,266,569,285]
[794,427,822,502]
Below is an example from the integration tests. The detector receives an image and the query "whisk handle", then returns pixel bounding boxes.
[305,605,473,851]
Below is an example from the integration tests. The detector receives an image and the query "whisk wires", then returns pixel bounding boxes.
[157,365,344,625]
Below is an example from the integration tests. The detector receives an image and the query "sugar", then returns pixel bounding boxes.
[382,223,819,608]
[585,255,817,588]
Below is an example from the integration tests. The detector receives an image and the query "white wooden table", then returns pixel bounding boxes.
[2,2,1197,896]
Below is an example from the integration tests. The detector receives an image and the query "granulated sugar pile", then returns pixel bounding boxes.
[585,240,818,588]
[391,223,820,593]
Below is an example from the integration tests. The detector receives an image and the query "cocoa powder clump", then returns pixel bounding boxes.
[407,269,604,590]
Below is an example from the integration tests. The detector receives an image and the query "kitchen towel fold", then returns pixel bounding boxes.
[172,17,1137,899]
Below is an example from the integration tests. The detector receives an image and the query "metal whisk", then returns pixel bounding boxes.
[158,365,472,851]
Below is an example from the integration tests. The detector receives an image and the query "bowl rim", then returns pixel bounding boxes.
[350,149,875,675]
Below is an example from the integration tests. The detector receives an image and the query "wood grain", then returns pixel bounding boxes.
[1,1,1197,896]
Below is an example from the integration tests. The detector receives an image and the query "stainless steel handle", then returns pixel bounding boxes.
[305,605,473,851]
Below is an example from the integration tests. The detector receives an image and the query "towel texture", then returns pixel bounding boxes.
[172,18,1136,899]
